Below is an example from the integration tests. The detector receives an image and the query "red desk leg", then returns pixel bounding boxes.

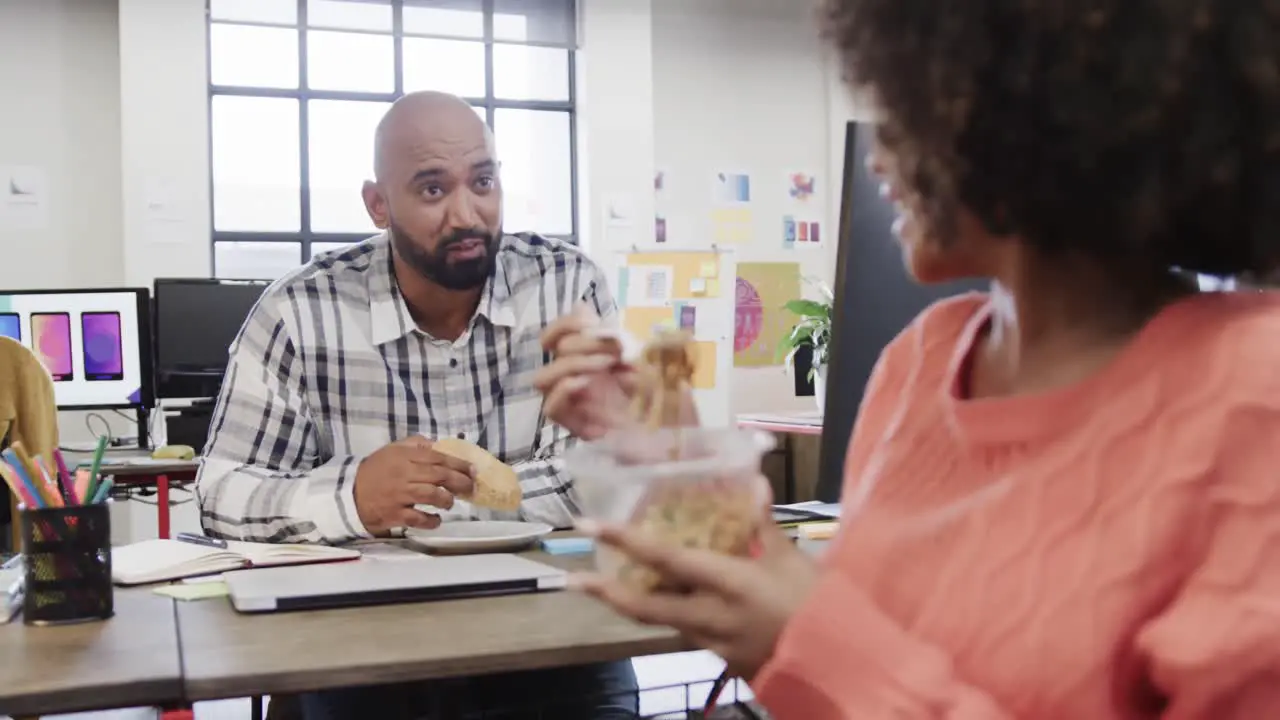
[157,474,171,539]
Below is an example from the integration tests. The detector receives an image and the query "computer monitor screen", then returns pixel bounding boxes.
[154,278,269,400]
[0,288,153,409]
[816,123,988,501]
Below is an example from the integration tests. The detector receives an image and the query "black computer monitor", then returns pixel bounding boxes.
[0,287,154,411]
[816,123,989,501]
[153,278,269,400]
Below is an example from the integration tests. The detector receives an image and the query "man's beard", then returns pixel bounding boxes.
[389,220,499,291]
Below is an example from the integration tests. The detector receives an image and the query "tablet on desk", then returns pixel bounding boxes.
[224,553,567,613]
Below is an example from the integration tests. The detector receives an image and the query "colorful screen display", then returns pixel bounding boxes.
[0,313,18,341]
[0,289,149,408]
[81,311,124,381]
[30,312,74,381]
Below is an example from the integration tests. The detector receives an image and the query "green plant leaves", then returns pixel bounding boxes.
[783,299,828,318]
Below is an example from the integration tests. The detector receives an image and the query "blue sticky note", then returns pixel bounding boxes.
[541,538,595,555]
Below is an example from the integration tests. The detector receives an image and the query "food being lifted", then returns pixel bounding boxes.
[432,437,522,512]
[628,328,697,430]
[568,328,772,592]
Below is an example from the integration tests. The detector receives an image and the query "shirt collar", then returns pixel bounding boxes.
[367,233,517,347]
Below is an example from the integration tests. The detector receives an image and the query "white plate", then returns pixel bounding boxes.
[404,521,554,554]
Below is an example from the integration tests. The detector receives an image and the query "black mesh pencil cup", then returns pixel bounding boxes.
[20,502,113,625]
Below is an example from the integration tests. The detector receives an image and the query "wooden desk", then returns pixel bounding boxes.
[737,412,823,503]
[0,589,183,717]
[177,550,689,701]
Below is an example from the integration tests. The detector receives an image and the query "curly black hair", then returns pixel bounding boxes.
[822,0,1280,279]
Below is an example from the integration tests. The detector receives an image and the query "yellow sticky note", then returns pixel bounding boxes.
[691,341,717,389]
[623,307,676,341]
[800,522,840,540]
[705,279,721,298]
[154,581,229,602]
[699,262,718,278]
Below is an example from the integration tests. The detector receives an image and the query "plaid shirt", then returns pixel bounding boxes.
[196,233,615,543]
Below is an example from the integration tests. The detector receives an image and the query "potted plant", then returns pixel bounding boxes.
[776,280,834,412]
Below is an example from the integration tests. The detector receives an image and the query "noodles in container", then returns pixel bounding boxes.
[566,328,774,591]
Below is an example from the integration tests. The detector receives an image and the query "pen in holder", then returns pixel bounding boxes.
[20,502,113,625]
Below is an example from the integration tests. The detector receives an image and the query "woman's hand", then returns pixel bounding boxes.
[573,516,820,679]
[536,306,639,440]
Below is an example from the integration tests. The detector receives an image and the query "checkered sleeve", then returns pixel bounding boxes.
[469,250,618,528]
[195,292,368,544]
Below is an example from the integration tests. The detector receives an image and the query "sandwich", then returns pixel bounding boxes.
[431,437,522,512]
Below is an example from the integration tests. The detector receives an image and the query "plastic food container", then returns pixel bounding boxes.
[566,427,774,591]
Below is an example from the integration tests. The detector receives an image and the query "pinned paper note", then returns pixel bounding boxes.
[690,341,718,389]
[712,171,751,206]
[623,307,678,342]
[625,265,674,307]
[679,305,697,331]
[605,194,637,228]
[712,208,752,244]
[690,278,708,295]
[699,262,718,278]
[784,215,823,249]
[786,172,818,203]
[0,164,49,231]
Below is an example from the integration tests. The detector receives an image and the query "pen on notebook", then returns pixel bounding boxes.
[176,532,228,549]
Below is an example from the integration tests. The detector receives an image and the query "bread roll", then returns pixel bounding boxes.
[432,437,522,512]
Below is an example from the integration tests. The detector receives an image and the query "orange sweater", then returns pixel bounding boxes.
[753,291,1280,719]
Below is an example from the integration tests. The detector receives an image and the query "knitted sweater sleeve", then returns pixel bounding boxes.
[1133,396,1280,719]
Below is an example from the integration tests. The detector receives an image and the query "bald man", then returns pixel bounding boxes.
[196,92,638,719]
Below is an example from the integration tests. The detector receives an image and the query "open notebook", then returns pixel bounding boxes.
[111,539,361,586]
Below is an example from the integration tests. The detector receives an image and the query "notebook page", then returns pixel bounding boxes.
[227,540,361,567]
[111,539,242,585]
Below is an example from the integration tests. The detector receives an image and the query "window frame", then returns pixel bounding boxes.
[206,0,580,276]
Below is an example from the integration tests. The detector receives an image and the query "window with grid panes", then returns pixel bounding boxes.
[207,0,579,280]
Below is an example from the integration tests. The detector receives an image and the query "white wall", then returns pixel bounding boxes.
[0,0,124,290]
[0,0,858,540]
[577,0,656,289]
[651,0,843,415]
[118,0,211,287]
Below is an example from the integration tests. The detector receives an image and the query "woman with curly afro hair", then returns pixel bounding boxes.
[536,0,1280,718]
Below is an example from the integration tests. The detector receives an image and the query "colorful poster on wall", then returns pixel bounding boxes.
[782,215,822,249]
[734,262,801,367]
[712,171,752,206]
[785,172,817,203]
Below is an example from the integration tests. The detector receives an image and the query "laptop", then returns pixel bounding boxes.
[224,553,567,613]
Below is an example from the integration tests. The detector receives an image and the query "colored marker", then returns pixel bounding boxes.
[89,478,114,505]
[52,450,79,505]
[85,436,108,502]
